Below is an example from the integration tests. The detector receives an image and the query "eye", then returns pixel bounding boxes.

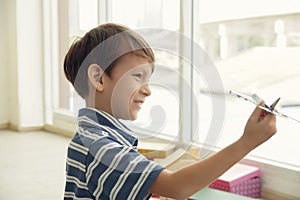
[132,73,142,79]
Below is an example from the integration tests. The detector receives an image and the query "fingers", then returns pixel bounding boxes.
[261,108,277,123]
[258,102,277,134]
[243,100,277,150]
[250,101,266,122]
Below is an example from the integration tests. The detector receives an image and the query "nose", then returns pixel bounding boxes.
[140,84,151,97]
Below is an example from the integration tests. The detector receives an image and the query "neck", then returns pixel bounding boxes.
[85,96,113,116]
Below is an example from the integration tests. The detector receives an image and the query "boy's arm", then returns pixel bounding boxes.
[149,101,277,199]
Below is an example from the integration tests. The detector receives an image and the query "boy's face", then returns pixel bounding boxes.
[102,53,153,120]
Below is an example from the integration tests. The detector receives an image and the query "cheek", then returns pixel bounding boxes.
[110,77,141,118]
[113,79,140,100]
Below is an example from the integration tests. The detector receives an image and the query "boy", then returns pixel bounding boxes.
[63,23,277,200]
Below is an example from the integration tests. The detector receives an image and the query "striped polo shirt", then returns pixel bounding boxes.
[64,108,164,200]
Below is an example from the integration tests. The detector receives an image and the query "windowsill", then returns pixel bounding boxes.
[240,156,300,200]
[44,108,77,138]
[188,144,300,199]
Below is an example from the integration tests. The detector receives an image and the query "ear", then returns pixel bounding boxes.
[87,64,105,92]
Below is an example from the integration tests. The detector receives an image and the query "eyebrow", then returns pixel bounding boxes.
[133,63,154,75]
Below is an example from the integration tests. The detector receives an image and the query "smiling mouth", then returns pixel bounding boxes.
[134,100,144,107]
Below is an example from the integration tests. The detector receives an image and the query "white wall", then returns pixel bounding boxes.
[0,1,8,126]
[7,0,19,126]
[0,0,9,125]
[1,0,44,129]
[15,0,44,128]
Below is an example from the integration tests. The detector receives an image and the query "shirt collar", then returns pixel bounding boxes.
[78,107,138,146]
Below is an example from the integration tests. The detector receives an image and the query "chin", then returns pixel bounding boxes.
[130,112,139,121]
[130,115,138,121]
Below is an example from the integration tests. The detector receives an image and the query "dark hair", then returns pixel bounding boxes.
[63,23,155,98]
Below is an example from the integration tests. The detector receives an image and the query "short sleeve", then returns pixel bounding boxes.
[85,137,164,200]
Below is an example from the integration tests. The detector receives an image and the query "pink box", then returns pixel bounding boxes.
[209,163,261,198]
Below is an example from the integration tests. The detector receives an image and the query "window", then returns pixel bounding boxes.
[52,0,300,164]
[196,0,300,167]
[46,0,300,197]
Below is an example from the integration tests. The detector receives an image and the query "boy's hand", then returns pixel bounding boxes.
[239,101,277,151]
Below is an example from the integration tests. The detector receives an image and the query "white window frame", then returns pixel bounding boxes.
[43,0,76,136]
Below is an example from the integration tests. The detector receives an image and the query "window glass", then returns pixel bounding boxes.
[197,0,300,166]
[69,0,98,36]
[111,0,179,31]
[110,0,181,138]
